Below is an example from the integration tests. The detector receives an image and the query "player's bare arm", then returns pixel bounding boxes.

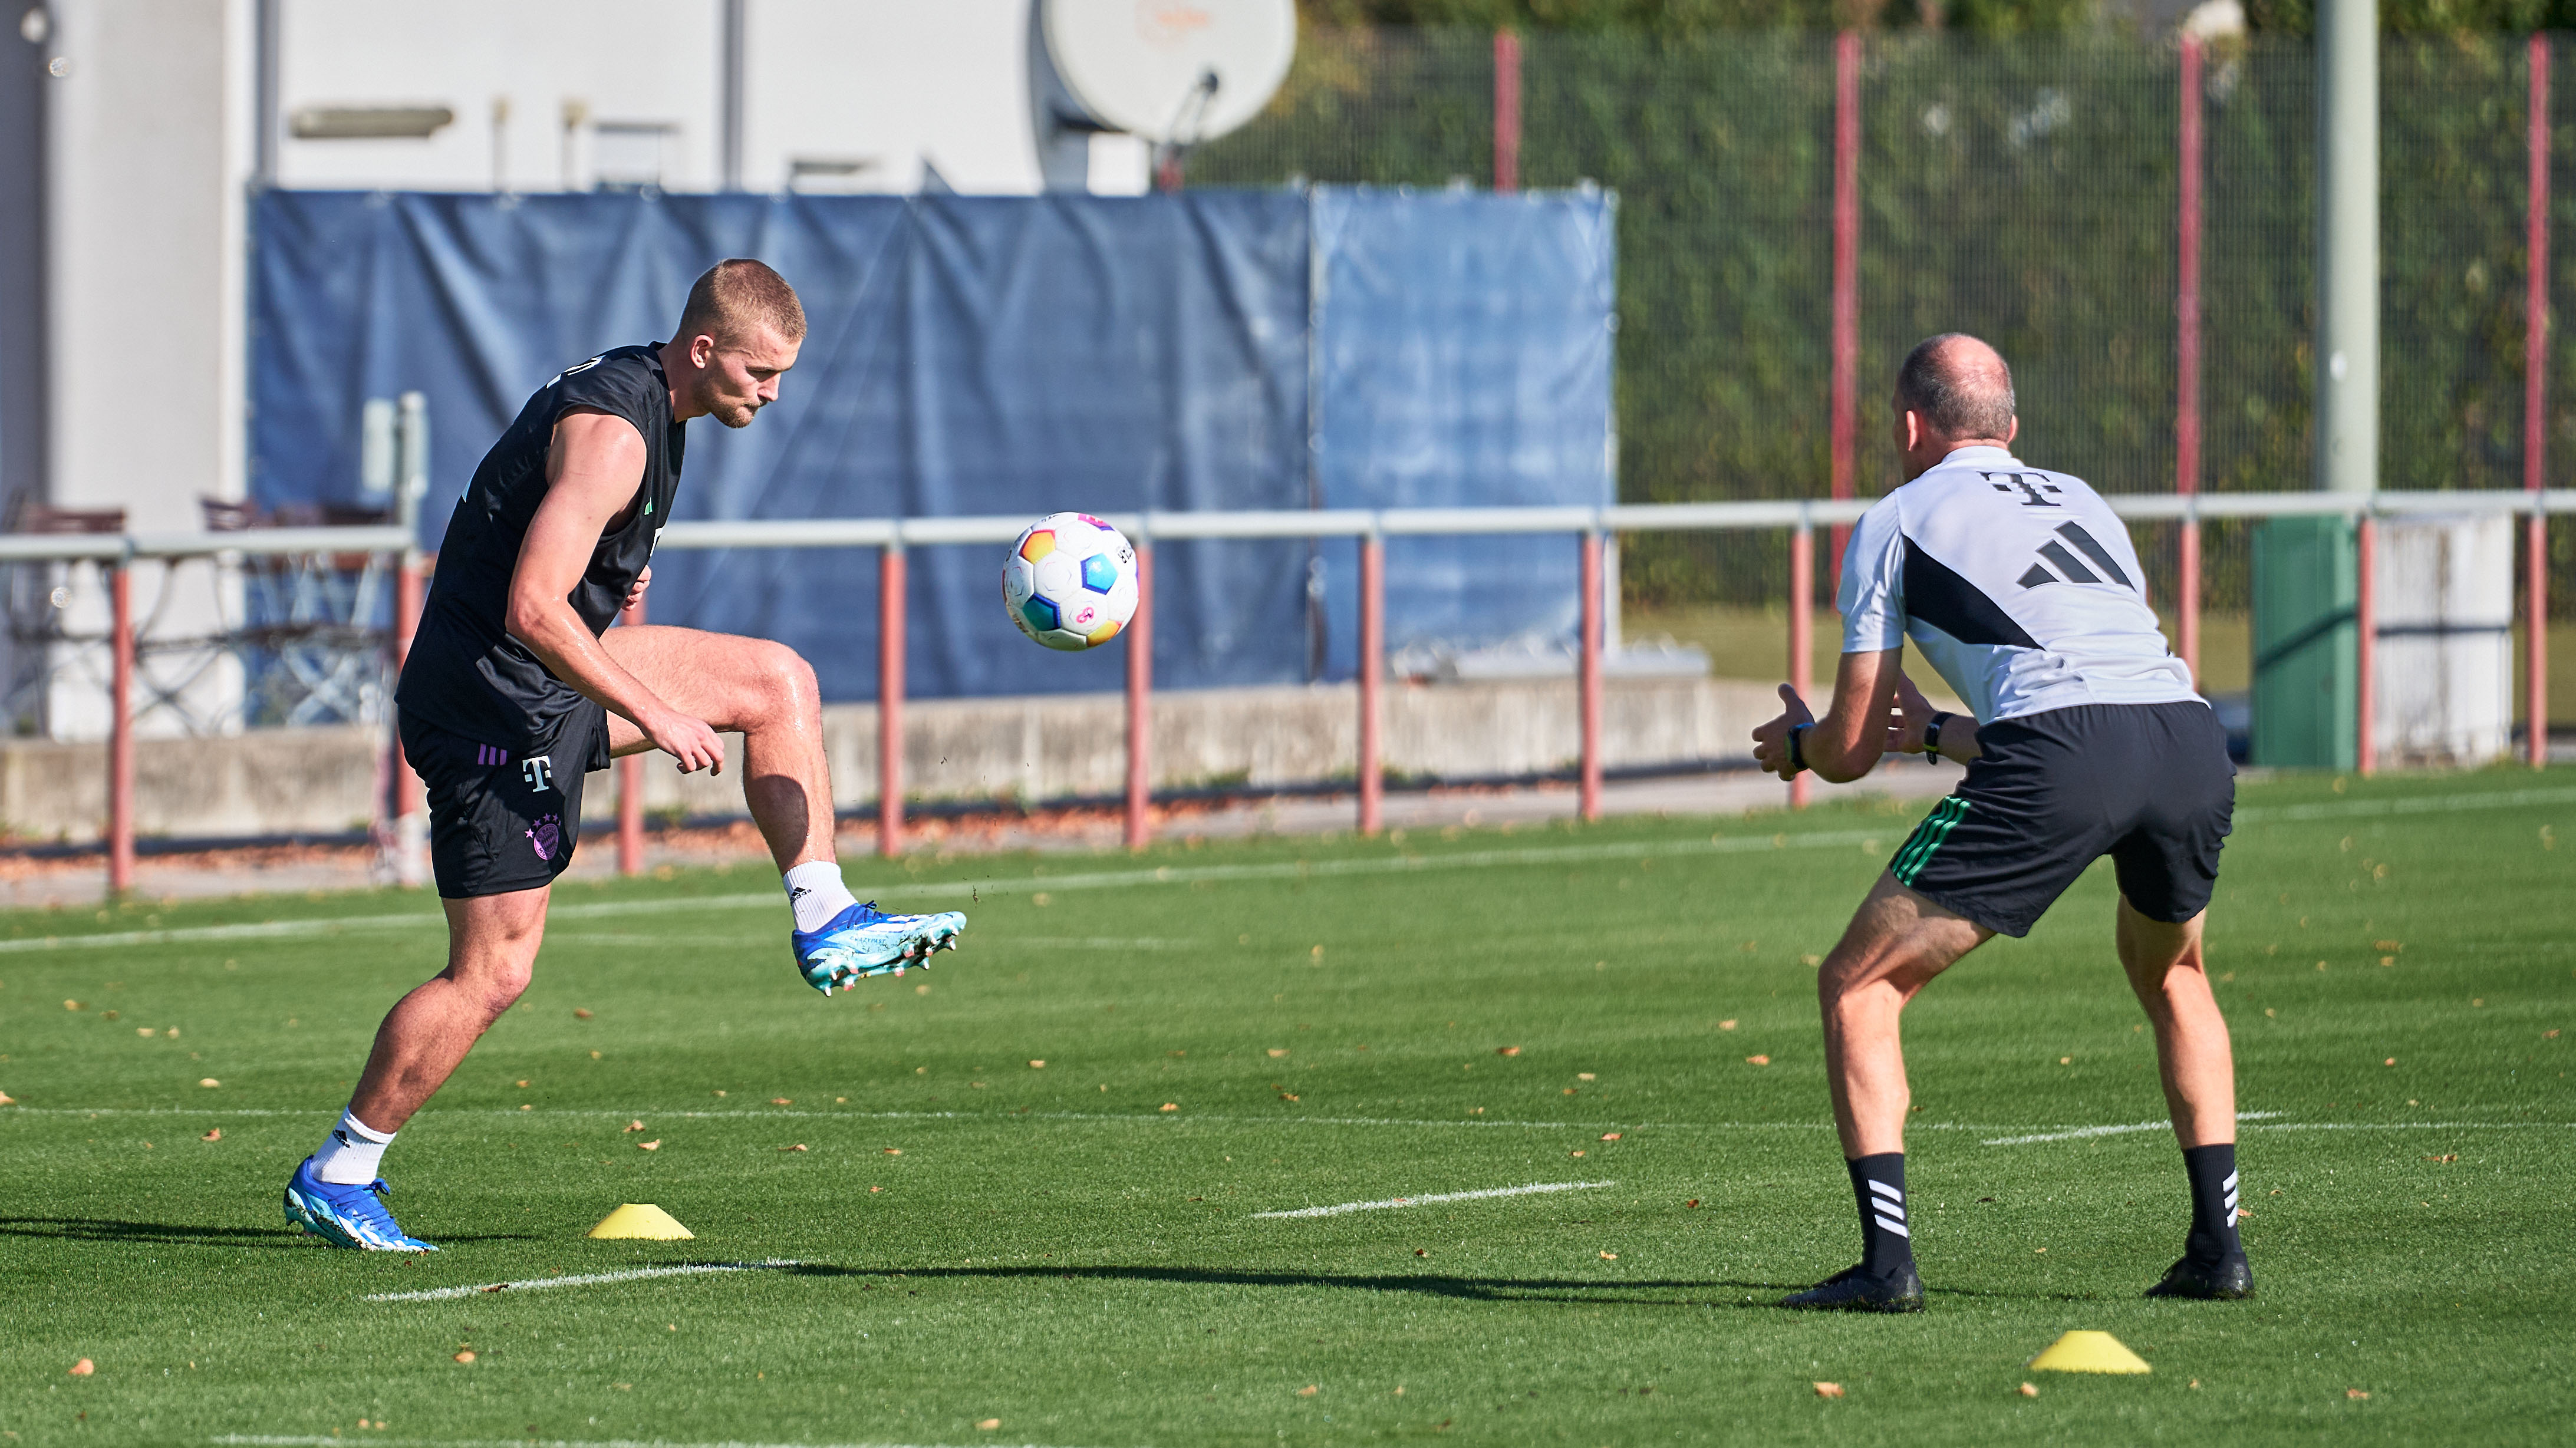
[1750,646,1902,784]
[505,408,724,774]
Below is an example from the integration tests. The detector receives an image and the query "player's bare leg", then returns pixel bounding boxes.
[2120,897,2254,1298]
[601,624,832,869]
[344,890,549,1134]
[1784,873,1989,1311]
[601,623,964,991]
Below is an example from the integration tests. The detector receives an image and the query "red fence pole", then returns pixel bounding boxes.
[2356,513,2377,776]
[1578,529,1604,823]
[2529,32,2552,770]
[616,593,646,876]
[107,562,134,895]
[1790,518,1814,811]
[1125,541,1154,850]
[1358,532,1385,835]
[877,543,905,859]
[1493,29,1521,194]
[1829,29,1862,589]
[2178,34,2205,686]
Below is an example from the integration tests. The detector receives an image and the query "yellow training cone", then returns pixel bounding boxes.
[2027,1331,2152,1375]
[588,1203,694,1240]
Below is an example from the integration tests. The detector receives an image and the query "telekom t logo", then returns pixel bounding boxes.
[522,756,555,792]
[1984,471,2063,507]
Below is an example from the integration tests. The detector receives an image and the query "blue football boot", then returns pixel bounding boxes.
[282,1156,439,1252]
[793,901,967,994]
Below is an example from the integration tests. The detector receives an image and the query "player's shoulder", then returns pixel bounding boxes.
[545,344,664,404]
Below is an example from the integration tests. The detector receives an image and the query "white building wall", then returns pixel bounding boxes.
[743,0,1039,195]
[44,0,253,740]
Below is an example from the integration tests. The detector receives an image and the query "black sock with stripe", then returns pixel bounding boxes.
[1846,1153,1915,1278]
[2180,1142,2243,1264]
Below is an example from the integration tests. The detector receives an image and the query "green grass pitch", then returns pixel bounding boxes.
[2,768,2571,1446]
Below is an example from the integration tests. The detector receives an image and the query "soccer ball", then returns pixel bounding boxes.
[1002,512,1138,651]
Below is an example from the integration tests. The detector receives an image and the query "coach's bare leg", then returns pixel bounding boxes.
[602,625,834,870]
[2116,897,2235,1147]
[1816,873,1993,1157]
[345,889,549,1133]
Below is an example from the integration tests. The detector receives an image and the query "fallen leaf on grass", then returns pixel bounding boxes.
[624,1120,645,1133]
[637,1140,661,1151]
[1028,1060,1045,1068]
[200,1129,220,1142]
[1813,1381,1843,1398]
[0,1090,14,1105]
[137,1027,153,1037]
[452,1351,475,1365]
[199,1078,220,1089]
[1268,1048,1289,1058]
[1577,1072,1596,1081]
[516,1080,529,1088]
[63,1000,81,1011]
[1685,1199,1700,1208]
[1414,1248,1428,1257]
[574,1008,593,1019]
[1745,1056,1770,1066]
[779,1143,808,1152]
[1570,1150,1586,1157]
[1278,1093,1300,1102]
[1496,1046,1520,1057]
[977,1419,1001,1430]
[2017,1383,2038,1397]
[2347,1389,2370,1400]
[1296,1385,1319,1397]
[1160,1103,1179,1112]
[2383,1058,2396,1067]
[882,1147,902,1155]
[2423,1154,2458,1163]
[1718,1020,1738,1031]
[772,1097,793,1105]
[68,1359,93,1376]
[1598,1251,1617,1260]
[1600,1132,1622,1141]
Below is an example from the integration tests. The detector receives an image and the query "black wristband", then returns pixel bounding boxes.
[1785,723,1811,774]
[1923,711,1958,757]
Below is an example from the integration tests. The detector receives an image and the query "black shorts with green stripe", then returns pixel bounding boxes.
[1887,700,2234,939]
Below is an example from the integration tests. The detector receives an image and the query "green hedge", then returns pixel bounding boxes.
[1194,28,2576,612]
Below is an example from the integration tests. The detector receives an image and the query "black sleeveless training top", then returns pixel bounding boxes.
[396,344,684,751]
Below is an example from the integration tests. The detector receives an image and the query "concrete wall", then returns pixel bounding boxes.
[0,678,1781,843]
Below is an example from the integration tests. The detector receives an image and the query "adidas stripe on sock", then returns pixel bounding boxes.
[784,860,860,934]
[311,1108,396,1185]
[1846,1152,1915,1277]
[2180,1141,2244,1263]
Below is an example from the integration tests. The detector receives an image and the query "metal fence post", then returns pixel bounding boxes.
[107,559,134,895]
[1829,29,1862,589]
[1358,527,1384,835]
[878,540,906,859]
[616,593,646,876]
[2529,32,2553,770]
[1124,537,1154,850]
[1578,528,1604,823]
[390,549,427,886]
[1790,515,1814,811]
[1493,29,1521,194]
[2357,510,2377,776]
[2178,32,2205,686]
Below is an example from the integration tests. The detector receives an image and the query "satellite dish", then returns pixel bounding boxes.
[1039,0,1296,146]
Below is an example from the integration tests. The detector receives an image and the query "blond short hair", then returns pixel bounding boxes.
[675,258,806,347]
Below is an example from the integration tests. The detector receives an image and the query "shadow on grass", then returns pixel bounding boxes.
[767,1262,2102,1308]
[0,1216,536,1247]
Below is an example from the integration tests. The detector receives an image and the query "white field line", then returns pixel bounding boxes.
[364,1259,803,1302]
[10,781,2570,958]
[1254,1179,1616,1219]
[214,1438,1090,1448]
[1981,1111,2285,1146]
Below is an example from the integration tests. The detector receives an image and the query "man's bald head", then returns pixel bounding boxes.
[1895,333,2016,443]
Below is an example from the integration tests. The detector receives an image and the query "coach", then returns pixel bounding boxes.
[1750,334,2248,1311]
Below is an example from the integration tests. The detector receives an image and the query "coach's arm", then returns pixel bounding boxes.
[503,408,726,775]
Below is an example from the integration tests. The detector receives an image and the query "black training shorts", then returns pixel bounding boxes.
[399,702,613,899]
[1887,700,2233,938]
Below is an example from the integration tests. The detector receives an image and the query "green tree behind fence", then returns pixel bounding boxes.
[1194,28,2576,614]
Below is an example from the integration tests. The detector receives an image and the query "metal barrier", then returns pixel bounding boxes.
[11,487,2568,895]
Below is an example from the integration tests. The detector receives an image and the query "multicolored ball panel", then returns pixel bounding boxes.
[1001,512,1139,652]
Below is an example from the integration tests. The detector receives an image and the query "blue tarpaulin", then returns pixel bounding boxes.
[251,187,1612,700]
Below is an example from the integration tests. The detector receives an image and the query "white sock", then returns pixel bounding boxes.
[785,859,859,933]
[311,1108,396,1185]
